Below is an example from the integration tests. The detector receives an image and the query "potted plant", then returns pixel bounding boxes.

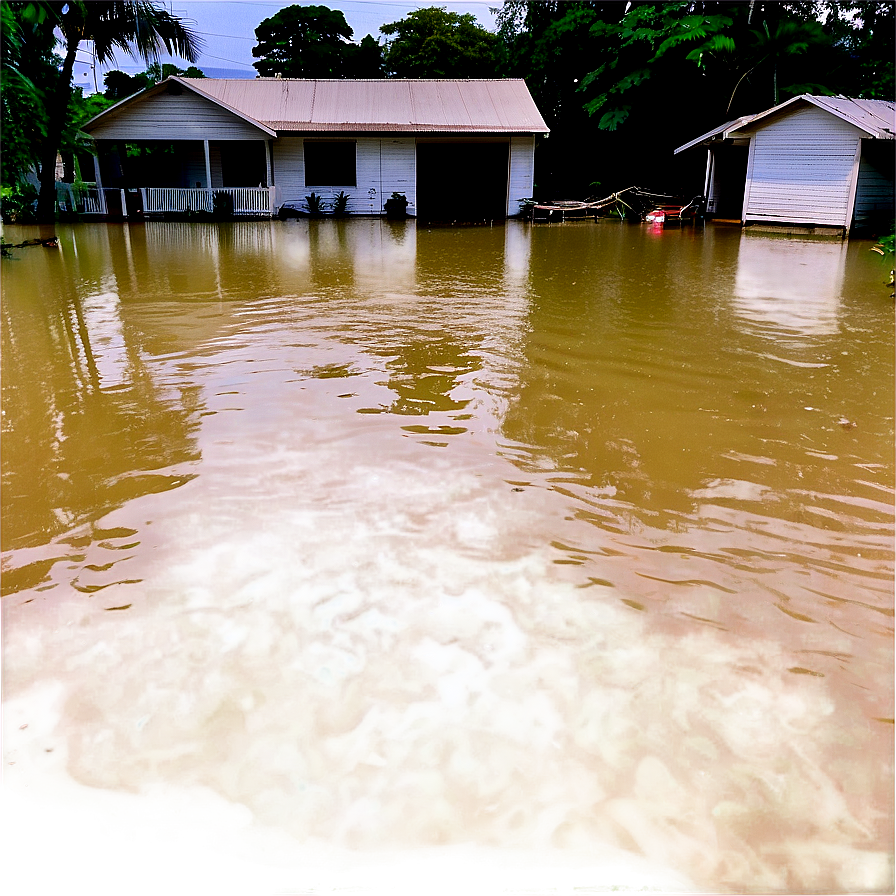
[213,190,235,219]
[304,192,326,217]
[384,191,408,220]
[332,191,350,217]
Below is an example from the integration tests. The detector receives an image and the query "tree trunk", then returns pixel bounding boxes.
[36,42,78,223]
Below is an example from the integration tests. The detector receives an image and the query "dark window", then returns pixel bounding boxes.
[304,141,356,187]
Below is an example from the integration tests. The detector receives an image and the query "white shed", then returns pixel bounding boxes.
[82,77,549,221]
[675,95,895,234]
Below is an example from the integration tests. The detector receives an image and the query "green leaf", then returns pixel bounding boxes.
[597,106,631,130]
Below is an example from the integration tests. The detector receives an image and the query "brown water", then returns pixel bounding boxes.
[2,219,893,894]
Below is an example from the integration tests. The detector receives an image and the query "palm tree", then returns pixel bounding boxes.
[725,17,828,115]
[35,1,202,222]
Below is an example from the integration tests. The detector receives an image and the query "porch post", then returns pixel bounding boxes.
[204,139,212,210]
[264,139,273,187]
[703,149,714,204]
[203,140,212,186]
[92,145,107,215]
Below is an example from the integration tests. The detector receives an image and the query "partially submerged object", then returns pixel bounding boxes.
[521,188,705,225]
[1,236,59,257]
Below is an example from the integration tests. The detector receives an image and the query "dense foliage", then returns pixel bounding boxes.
[1,1,202,221]
[496,0,894,195]
[380,7,499,78]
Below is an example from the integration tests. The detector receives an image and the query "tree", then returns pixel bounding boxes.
[103,68,148,99]
[29,1,201,222]
[103,62,204,101]
[380,7,499,78]
[252,5,354,78]
[344,34,385,79]
[1,2,57,202]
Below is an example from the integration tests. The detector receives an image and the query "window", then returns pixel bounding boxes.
[304,141,356,187]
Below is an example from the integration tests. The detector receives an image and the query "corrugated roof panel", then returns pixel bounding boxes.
[811,96,895,138]
[408,81,459,127]
[181,78,548,134]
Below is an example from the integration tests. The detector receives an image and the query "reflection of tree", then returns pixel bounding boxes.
[1,251,201,554]
[361,332,480,417]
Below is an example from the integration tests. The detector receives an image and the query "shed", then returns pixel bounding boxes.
[675,95,895,234]
[81,77,550,220]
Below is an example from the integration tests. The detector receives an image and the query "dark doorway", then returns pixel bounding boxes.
[710,144,749,219]
[416,142,509,222]
[221,142,267,187]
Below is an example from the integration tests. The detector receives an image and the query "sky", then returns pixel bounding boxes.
[72,0,501,92]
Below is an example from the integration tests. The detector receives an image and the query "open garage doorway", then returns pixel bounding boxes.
[416,141,509,222]
[708,144,749,220]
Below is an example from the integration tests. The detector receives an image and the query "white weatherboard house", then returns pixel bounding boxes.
[81,77,549,221]
[675,95,895,234]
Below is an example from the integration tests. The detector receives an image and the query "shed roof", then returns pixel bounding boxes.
[730,94,895,139]
[675,94,895,153]
[88,77,550,135]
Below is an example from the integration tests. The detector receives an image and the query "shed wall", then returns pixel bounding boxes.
[507,136,535,216]
[740,105,863,226]
[90,89,270,141]
[273,136,417,215]
[853,140,895,228]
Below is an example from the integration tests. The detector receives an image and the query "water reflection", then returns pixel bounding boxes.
[1,220,892,894]
[358,334,480,419]
[733,233,847,336]
[1,240,201,580]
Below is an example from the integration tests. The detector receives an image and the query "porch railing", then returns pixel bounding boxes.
[143,187,275,216]
[56,184,121,215]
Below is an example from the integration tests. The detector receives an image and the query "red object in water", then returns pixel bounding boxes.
[645,209,666,224]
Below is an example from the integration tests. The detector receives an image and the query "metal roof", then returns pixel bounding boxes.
[673,116,755,154]
[180,78,550,134]
[729,94,895,139]
[675,94,896,154]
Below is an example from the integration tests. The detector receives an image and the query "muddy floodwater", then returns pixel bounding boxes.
[2,219,893,894]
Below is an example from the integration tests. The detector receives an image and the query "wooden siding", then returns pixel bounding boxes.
[272,136,416,215]
[89,89,270,141]
[740,106,863,226]
[507,136,535,216]
[853,141,895,226]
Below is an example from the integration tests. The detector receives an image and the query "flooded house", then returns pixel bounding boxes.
[675,94,895,235]
[79,77,549,222]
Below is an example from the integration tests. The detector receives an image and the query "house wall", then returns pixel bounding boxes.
[273,135,535,217]
[507,136,536,216]
[273,136,416,215]
[90,88,271,142]
[739,105,864,227]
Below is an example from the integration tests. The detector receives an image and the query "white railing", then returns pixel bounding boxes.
[143,187,275,216]
[56,184,119,215]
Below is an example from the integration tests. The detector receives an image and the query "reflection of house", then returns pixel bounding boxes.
[82,78,549,221]
[733,234,846,336]
[675,95,895,234]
